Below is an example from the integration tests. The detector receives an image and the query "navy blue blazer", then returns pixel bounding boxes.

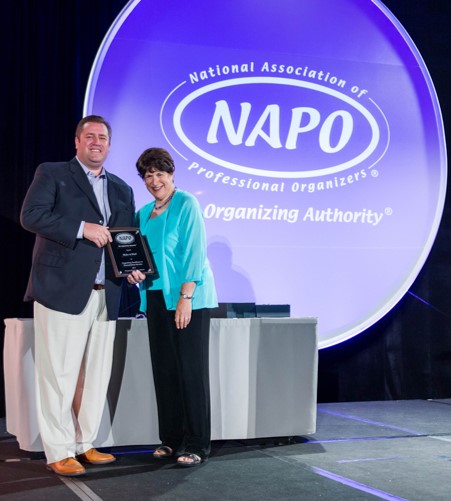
[21,158,135,319]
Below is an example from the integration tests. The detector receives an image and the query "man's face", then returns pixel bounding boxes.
[75,122,110,170]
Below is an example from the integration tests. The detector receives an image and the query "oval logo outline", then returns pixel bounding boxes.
[167,76,385,179]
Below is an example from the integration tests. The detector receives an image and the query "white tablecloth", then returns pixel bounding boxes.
[3,317,318,451]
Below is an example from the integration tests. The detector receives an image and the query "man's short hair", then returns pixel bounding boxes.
[75,115,112,141]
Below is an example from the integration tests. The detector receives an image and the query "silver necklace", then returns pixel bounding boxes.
[154,188,176,210]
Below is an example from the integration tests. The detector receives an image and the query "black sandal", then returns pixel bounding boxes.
[176,453,206,467]
[153,445,174,459]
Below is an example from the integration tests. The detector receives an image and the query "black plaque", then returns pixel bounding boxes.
[107,227,155,278]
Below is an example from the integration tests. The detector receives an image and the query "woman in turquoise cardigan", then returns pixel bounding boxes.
[127,147,218,467]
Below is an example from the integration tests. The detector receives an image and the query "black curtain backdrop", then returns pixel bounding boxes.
[1,0,450,417]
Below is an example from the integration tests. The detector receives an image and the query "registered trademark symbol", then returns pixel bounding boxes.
[385,207,393,216]
[371,169,379,177]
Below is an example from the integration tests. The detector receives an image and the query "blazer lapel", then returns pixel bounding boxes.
[106,172,120,226]
[69,157,103,217]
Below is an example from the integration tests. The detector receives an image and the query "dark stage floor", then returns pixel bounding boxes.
[1,399,451,500]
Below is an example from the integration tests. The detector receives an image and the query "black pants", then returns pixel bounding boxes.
[146,290,211,459]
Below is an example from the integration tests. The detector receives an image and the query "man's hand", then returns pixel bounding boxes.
[83,223,112,248]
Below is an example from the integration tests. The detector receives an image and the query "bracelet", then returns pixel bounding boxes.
[180,292,193,299]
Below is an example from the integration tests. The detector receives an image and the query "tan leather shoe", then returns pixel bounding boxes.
[78,448,116,465]
[47,457,86,477]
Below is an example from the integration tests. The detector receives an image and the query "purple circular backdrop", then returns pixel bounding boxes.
[85,0,447,348]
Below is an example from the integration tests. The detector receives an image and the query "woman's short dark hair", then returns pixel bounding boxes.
[136,148,175,178]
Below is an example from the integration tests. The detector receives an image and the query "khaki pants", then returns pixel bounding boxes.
[34,290,116,464]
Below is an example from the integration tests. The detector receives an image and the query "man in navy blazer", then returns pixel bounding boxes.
[21,115,135,477]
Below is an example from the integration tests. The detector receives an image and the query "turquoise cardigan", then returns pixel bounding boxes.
[135,190,218,311]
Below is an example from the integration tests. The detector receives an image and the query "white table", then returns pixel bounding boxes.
[3,317,318,451]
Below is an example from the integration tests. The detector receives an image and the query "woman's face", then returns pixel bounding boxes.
[144,169,175,201]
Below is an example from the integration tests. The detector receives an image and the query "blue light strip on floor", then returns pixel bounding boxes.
[112,448,154,455]
[407,291,451,319]
[336,456,404,463]
[317,407,423,436]
[311,466,408,501]
[304,435,424,444]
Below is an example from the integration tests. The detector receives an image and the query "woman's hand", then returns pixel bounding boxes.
[175,297,192,330]
[127,270,146,285]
